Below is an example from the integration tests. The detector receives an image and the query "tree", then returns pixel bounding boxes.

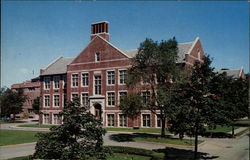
[121,37,180,136]
[0,88,26,119]
[32,97,40,114]
[170,56,224,159]
[33,98,109,160]
[212,73,249,137]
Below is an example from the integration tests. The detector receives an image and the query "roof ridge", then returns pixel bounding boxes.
[43,56,63,70]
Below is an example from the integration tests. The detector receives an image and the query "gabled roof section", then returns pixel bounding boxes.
[218,68,244,79]
[41,57,74,76]
[122,38,196,62]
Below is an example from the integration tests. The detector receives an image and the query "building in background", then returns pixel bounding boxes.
[218,67,245,79]
[11,77,40,118]
[39,21,205,127]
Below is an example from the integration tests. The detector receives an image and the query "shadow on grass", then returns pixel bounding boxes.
[202,132,233,138]
[154,147,219,160]
[110,133,175,142]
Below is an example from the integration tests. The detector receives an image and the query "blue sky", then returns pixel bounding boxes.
[2,1,249,87]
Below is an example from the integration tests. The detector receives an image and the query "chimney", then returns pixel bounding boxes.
[90,21,109,41]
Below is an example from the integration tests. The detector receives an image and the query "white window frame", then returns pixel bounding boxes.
[81,72,89,87]
[44,77,50,90]
[118,90,127,105]
[43,114,50,124]
[71,93,79,101]
[106,91,115,107]
[94,75,102,95]
[118,113,127,127]
[52,114,61,125]
[62,75,67,89]
[106,70,115,86]
[44,94,50,108]
[118,69,127,85]
[155,114,162,128]
[141,113,151,128]
[53,94,60,108]
[95,52,100,62]
[106,113,115,127]
[81,92,89,106]
[141,90,151,104]
[53,76,60,89]
[71,73,79,88]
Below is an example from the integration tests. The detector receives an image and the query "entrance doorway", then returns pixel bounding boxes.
[94,103,102,120]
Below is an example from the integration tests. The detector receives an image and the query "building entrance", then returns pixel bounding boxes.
[94,103,102,120]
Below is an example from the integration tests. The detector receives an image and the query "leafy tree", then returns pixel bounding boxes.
[169,56,224,159]
[0,88,26,119]
[32,97,40,114]
[122,37,180,136]
[33,98,109,160]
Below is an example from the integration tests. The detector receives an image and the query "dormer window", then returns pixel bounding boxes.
[95,52,100,62]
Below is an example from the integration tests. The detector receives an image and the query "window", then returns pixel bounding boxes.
[72,74,78,87]
[197,49,201,60]
[119,91,127,104]
[142,114,151,127]
[119,114,127,127]
[156,114,161,128]
[28,87,35,91]
[107,114,114,127]
[119,70,127,84]
[53,114,61,124]
[53,76,60,89]
[53,95,60,107]
[44,114,50,124]
[94,75,102,95]
[44,95,50,107]
[63,75,67,89]
[64,94,67,107]
[107,71,115,85]
[82,73,89,86]
[107,92,115,106]
[44,77,50,90]
[142,91,150,104]
[71,93,79,101]
[95,52,100,62]
[81,93,89,105]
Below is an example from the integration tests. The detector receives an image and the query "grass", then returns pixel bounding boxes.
[204,125,239,133]
[0,120,25,124]
[134,136,203,146]
[0,130,40,146]
[105,127,168,134]
[18,124,57,128]
[235,128,249,137]
[234,119,249,127]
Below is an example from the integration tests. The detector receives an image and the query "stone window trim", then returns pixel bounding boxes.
[95,52,101,62]
[141,90,151,104]
[106,91,115,107]
[43,114,50,124]
[71,73,79,88]
[118,90,128,105]
[81,92,89,106]
[155,114,162,128]
[106,113,115,127]
[44,77,51,90]
[94,75,102,95]
[118,113,128,127]
[43,94,50,108]
[53,76,60,89]
[106,70,115,86]
[53,94,60,108]
[52,114,61,125]
[118,69,127,85]
[81,72,89,87]
[141,113,151,128]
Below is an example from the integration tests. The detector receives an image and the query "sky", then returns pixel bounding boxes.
[1,1,249,88]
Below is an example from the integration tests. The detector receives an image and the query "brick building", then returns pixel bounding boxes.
[39,21,204,127]
[11,77,40,117]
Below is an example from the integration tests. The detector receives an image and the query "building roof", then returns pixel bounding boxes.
[217,68,244,79]
[122,41,194,63]
[40,57,74,76]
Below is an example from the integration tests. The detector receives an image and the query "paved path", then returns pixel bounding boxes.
[0,122,249,160]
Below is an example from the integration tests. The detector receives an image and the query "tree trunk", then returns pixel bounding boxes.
[194,123,199,159]
[161,118,166,137]
[232,125,235,137]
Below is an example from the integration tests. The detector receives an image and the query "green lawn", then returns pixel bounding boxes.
[134,136,203,146]
[18,124,57,128]
[204,125,239,133]
[0,120,25,124]
[0,130,40,146]
[234,119,249,126]
[105,127,168,134]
